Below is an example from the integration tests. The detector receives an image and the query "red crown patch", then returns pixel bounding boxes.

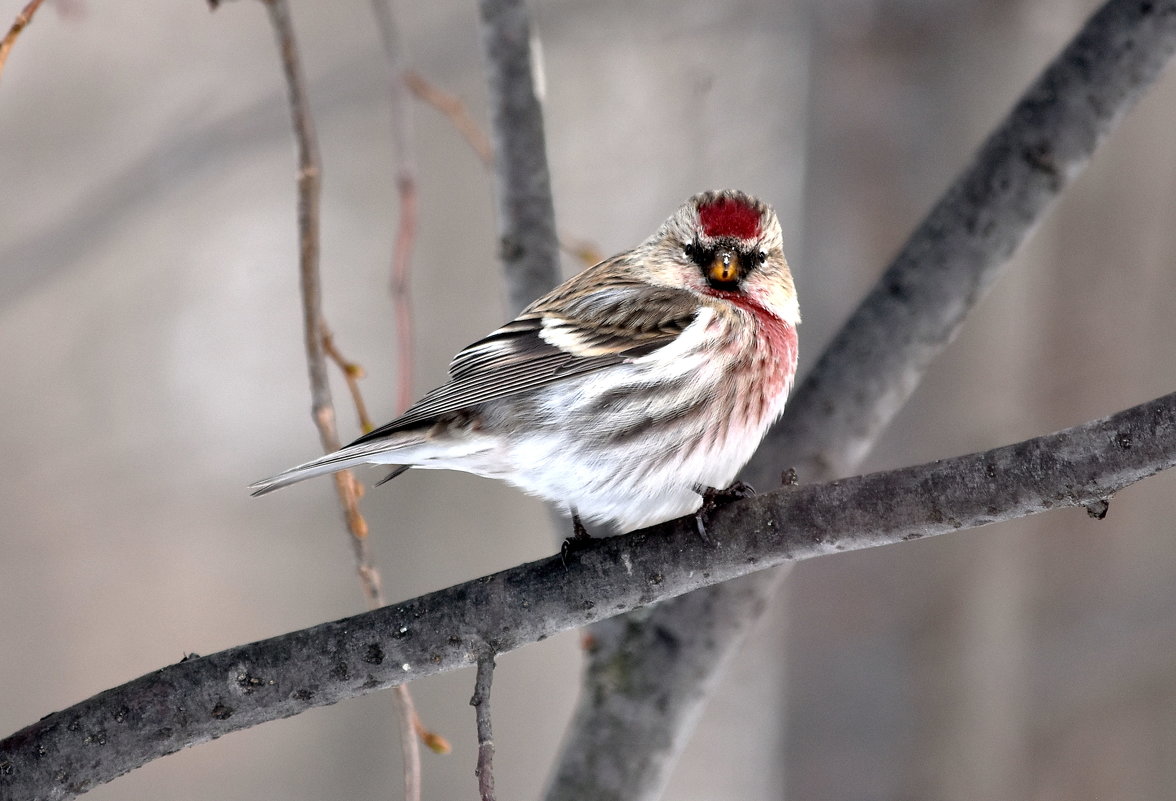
[698,196,762,240]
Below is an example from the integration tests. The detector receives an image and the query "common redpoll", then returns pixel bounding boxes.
[251,189,799,533]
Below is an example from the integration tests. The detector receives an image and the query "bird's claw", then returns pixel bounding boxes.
[691,481,756,544]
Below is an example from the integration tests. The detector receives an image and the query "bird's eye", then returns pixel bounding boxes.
[683,243,695,259]
[756,251,768,264]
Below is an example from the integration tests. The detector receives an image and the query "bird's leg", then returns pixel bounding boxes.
[691,481,756,543]
[561,508,592,567]
[571,510,590,541]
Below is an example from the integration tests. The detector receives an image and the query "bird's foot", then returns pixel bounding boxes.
[692,481,756,544]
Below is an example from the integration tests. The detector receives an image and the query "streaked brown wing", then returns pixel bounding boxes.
[348,282,700,444]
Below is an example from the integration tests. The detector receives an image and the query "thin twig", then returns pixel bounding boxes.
[389,180,418,414]
[471,654,498,801]
[0,0,46,82]
[320,322,374,433]
[387,685,420,801]
[368,4,450,793]
[269,2,444,792]
[557,232,602,268]
[261,0,383,605]
[371,0,419,415]
[5,390,1176,799]
[477,0,561,313]
[404,70,494,166]
[406,68,601,268]
[270,1,429,796]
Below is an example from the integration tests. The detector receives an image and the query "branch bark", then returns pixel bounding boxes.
[477,0,561,312]
[544,1,1176,798]
[3,390,1176,800]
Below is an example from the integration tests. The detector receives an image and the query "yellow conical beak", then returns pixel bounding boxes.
[708,250,742,284]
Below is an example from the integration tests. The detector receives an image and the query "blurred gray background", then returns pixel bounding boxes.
[2,1,1176,799]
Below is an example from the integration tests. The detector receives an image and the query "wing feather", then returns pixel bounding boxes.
[348,276,701,445]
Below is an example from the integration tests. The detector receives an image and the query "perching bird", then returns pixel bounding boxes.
[251,189,799,534]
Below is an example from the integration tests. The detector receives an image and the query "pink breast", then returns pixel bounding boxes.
[702,289,798,429]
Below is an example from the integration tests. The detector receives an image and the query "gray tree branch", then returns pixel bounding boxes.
[2,390,1176,800]
[545,1,1176,798]
[477,0,561,313]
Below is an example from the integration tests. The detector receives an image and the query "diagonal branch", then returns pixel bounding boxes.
[769,0,1176,481]
[545,1,1176,798]
[3,390,1176,800]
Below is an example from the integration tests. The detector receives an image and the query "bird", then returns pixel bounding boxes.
[251,189,799,535]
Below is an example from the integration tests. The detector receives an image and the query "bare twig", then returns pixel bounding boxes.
[471,654,498,801]
[477,0,560,313]
[261,0,384,612]
[545,1,1176,798]
[389,179,418,414]
[267,2,432,797]
[405,70,494,166]
[320,322,374,433]
[0,0,46,83]
[387,684,420,801]
[405,68,603,269]
[5,389,1176,800]
[371,0,419,415]
[369,4,454,789]
[557,232,602,269]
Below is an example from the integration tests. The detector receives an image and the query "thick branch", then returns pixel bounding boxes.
[477,0,561,312]
[3,391,1175,800]
[546,2,1176,797]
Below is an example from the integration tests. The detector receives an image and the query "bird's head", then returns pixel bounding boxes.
[640,189,799,326]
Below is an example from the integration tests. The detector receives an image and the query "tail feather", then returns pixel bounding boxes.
[249,438,415,496]
[374,464,412,487]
